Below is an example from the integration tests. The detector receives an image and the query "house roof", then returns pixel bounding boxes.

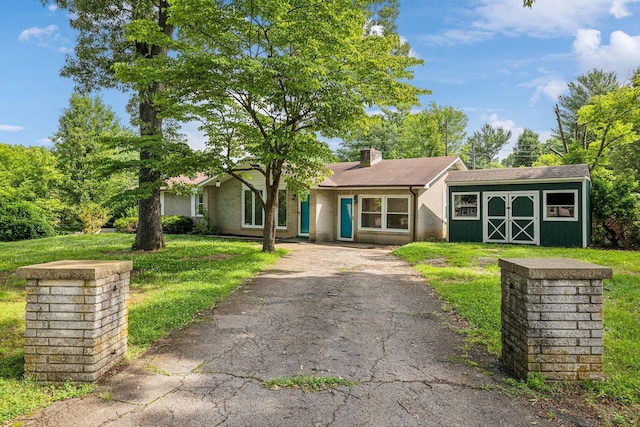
[319,156,464,188]
[445,164,590,184]
[164,173,210,188]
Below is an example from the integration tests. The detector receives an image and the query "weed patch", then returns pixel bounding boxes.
[264,375,356,393]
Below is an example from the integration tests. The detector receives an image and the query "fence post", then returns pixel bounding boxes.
[499,258,611,381]
[17,260,132,383]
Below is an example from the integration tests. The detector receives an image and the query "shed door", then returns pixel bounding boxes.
[483,192,538,245]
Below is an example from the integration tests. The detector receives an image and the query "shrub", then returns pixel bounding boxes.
[114,217,138,233]
[192,216,219,235]
[162,215,194,234]
[0,200,55,241]
[78,203,110,234]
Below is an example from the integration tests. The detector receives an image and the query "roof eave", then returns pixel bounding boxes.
[446,176,591,186]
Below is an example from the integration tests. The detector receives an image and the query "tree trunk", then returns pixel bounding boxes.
[261,167,281,253]
[262,194,277,253]
[132,1,172,251]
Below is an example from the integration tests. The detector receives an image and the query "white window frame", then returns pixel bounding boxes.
[543,190,579,222]
[358,195,410,233]
[241,187,287,229]
[191,191,205,217]
[452,192,480,220]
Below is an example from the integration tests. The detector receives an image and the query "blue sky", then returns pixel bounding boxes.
[2,0,640,158]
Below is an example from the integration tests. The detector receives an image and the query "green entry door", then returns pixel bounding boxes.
[339,197,354,240]
[299,196,310,236]
[483,192,538,245]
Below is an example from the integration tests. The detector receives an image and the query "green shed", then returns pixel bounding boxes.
[445,164,591,247]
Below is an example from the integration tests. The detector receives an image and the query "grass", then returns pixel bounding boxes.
[394,242,640,422]
[0,233,283,424]
[263,375,356,393]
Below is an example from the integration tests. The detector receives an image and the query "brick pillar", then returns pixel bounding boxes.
[17,260,132,383]
[499,258,611,382]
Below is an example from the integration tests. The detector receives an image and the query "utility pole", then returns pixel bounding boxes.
[471,138,476,170]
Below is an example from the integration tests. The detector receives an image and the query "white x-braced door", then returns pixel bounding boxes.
[483,191,539,245]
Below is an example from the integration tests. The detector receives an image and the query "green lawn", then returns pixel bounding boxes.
[0,233,284,423]
[394,242,640,412]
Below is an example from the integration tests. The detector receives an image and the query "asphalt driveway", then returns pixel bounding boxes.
[16,243,582,426]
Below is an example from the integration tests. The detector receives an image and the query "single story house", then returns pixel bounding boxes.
[445,164,591,247]
[161,149,467,245]
[161,152,592,247]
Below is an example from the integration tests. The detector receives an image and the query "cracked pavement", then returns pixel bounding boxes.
[14,243,574,426]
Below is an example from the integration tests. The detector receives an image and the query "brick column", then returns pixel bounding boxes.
[499,258,611,382]
[17,260,132,383]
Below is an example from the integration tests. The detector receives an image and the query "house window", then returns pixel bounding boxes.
[359,196,409,232]
[196,192,204,216]
[244,189,263,227]
[277,189,287,227]
[544,190,578,221]
[452,192,479,220]
[242,188,287,228]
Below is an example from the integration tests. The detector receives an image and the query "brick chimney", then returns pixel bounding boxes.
[360,148,382,167]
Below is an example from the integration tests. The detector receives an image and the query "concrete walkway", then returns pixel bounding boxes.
[18,243,573,426]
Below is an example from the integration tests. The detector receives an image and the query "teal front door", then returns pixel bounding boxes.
[299,196,310,236]
[339,197,353,240]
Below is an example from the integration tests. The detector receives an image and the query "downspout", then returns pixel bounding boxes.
[410,187,418,241]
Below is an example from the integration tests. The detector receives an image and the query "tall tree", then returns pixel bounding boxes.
[573,77,640,169]
[0,143,63,225]
[119,0,425,252]
[43,0,183,251]
[464,124,511,169]
[554,69,621,148]
[52,93,135,208]
[335,107,408,162]
[336,103,467,162]
[502,129,542,167]
[394,103,467,158]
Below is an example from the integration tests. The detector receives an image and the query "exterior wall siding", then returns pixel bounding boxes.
[311,189,335,242]
[162,193,192,217]
[448,181,587,247]
[205,175,298,239]
[417,174,447,240]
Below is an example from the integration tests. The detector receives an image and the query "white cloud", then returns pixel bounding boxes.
[18,25,69,53]
[0,124,26,132]
[19,25,58,42]
[38,138,53,146]
[48,4,58,12]
[609,0,640,18]
[573,29,640,79]
[419,29,494,46]
[473,0,609,38]
[480,113,520,134]
[519,70,567,103]
[420,0,638,46]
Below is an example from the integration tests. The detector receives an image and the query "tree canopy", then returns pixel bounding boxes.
[502,129,542,168]
[43,0,187,251]
[118,0,425,252]
[463,124,511,169]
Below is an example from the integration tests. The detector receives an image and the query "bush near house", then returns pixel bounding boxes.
[161,215,193,234]
[113,216,138,233]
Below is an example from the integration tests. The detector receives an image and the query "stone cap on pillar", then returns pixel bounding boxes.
[498,258,612,280]
[17,260,133,281]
